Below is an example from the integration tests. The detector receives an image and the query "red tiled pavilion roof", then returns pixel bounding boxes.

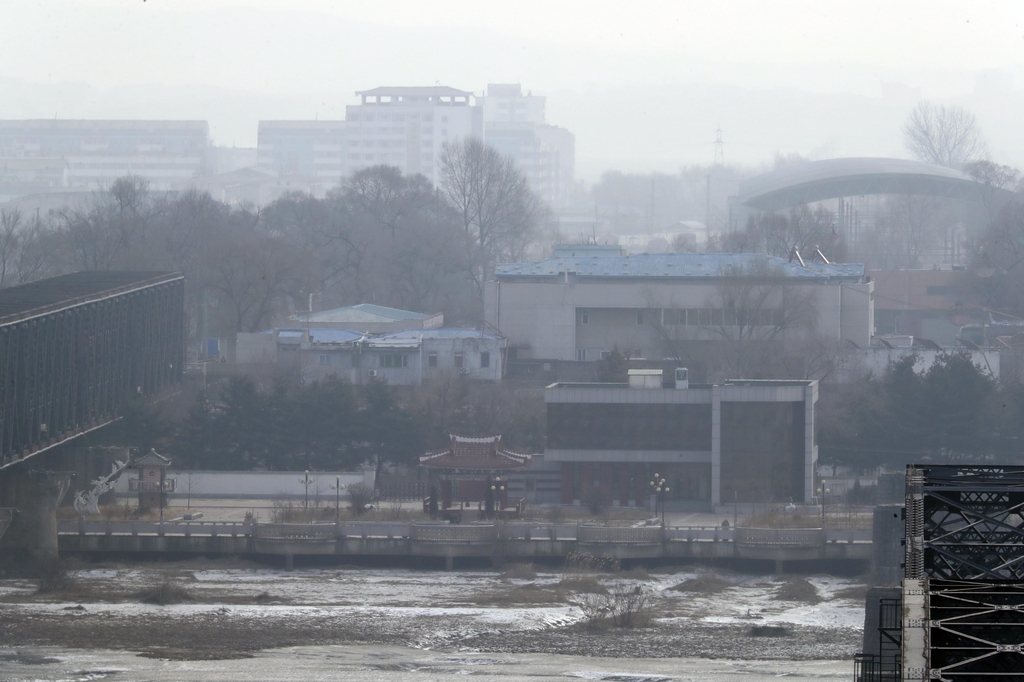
[418,435,531,471]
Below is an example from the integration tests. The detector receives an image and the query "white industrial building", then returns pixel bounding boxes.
[484,252,873,363]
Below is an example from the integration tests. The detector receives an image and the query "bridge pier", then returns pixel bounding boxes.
[285,552,294,571]
[0,469,72,562]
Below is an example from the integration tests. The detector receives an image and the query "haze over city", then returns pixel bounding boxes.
[4,3,1024,681]
[4,0,1024,176]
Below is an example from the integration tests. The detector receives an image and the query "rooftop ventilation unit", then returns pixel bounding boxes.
[674,368,689,389]
[627,368,662,389]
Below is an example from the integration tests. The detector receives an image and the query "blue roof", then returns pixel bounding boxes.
[380,328,502,341]
[494,253,864,280]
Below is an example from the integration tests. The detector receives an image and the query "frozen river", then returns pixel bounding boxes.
[0,562,863,681]
[0,645,853,681]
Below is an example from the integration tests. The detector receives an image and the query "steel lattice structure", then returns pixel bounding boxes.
[905,465,1024,581]
[927,580,1024,680]
[0,272,184,470]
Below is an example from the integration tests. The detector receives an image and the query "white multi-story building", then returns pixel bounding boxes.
[0,120,211,193]
[343,86,483,185]
[480,84,574,209]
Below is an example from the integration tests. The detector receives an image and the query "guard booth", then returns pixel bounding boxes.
[129,449,175,511]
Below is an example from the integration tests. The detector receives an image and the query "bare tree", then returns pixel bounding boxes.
[439,138,544,296]
[0,209,22,288]
[902,101,989,168]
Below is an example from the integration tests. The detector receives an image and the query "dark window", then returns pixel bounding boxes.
[927,285,954,296]
[636,310,644,326]
[699,309,711,326]
[454,352,464,368]
[318,354,331,366]
[711,309,723,325]
[480,351,490,368]
[427,352,438,368]
[581,311,589,325]
[382,354,408,368]
[351,353,361,368]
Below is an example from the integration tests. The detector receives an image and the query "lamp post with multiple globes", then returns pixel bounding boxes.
[330,475,345,521]
[650,473,670,526]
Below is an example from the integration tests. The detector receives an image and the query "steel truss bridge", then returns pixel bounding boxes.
[0,271,185,470]
[857,466,1024,681]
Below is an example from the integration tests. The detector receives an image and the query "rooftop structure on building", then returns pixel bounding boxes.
[235,324,506,385]
[495,252,865,281]
[420,434,531,472]
[287,303,443,332]
[486,252,873,364]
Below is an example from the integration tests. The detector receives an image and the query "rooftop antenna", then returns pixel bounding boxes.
[713,126,724,167]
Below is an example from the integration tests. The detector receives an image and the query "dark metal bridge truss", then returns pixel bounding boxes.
[0,273,184,469]
[907,465,1024,581]
[927,580,1024,680]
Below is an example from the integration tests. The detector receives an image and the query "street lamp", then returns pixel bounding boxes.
[818,483,830,527]
[650,473,669,526]
[299,470,315,510]
[490,476,505,514]
[330,475,345,520]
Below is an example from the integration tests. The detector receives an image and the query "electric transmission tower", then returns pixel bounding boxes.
[713,126,724,166]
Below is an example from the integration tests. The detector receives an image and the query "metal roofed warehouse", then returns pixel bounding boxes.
[485,252,873,363]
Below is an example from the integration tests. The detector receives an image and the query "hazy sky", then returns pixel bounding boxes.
[3,0,1024,177]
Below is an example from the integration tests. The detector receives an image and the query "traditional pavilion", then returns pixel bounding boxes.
[419,435,531,520]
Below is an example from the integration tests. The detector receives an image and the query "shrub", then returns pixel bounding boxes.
[582,488,610,516]
[749,625,790,637]
[774,577,821,604]
[671,573,732,594]
[347,483,374,515]
[36,559,76,594]
[570,585,653,629]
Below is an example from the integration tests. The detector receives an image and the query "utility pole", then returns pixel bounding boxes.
[713,126,724,167]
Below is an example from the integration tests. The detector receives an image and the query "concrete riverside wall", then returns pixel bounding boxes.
[113,469,375,501]
[57,521,872,568]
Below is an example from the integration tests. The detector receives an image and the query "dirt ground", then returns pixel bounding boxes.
[0,560,866,662]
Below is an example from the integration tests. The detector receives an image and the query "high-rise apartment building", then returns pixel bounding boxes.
[343,86,483,185]
[0,120,210,193]
[481,84,575,209]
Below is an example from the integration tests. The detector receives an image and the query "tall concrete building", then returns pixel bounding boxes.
[342,86,483,185]
[481,84,575,209]
[0,120,210,194]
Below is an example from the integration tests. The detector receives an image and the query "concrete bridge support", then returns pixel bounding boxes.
[0,469,72,562]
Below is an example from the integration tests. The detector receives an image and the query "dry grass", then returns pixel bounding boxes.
[501,563,538,581]
[557,576,608,594]
[671,573,733,594]
[137,579,194,605]
[749,625,791,637]
[774,577,821,604]
[466,584,563,605]
[618,567,651,581]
